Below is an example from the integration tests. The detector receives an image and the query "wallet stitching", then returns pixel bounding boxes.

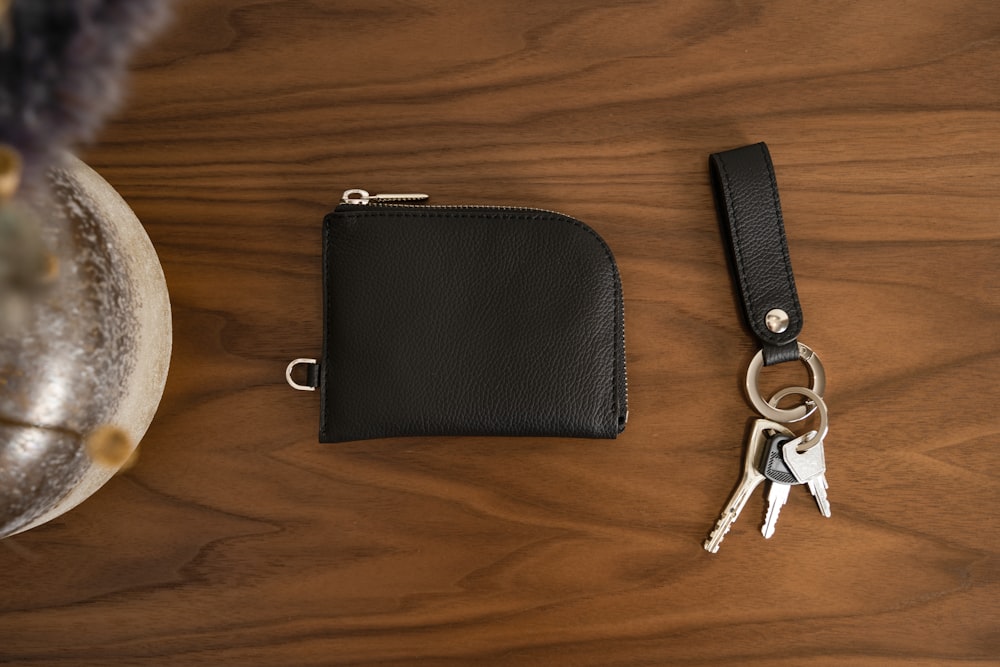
[330,209,624,433]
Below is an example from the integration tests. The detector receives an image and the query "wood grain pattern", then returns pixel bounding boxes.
[2,1,998,664]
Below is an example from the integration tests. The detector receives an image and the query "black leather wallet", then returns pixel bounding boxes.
[287,190,628,443]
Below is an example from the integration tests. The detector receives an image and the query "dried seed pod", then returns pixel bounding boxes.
[85,425,134,469]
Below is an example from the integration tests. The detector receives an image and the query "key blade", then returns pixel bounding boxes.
[704,515,734,554]
[703,479,758,552]
[703,420,783,553]
[808,475,832,517]
[761,482,791,539]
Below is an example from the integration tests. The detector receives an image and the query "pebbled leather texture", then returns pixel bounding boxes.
[709,142,803,364]
[319,205,627,443]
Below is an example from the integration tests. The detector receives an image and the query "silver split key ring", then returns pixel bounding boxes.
[767,385,828,452]
[745,342,826,423]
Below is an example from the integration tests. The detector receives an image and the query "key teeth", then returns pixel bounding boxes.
[817,501,832,518]
[808,478,832,517]
[762,507,782,539]
[704,516,735,553]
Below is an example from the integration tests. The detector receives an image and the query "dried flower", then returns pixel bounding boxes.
[0,0,170,186]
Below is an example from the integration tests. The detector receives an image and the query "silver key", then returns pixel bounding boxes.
[704,419,793,553]
[782,437,831,517]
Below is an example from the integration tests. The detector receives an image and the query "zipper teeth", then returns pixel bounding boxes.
[350,202,578,219]
[620,289,629,424]
[345,200,629,422]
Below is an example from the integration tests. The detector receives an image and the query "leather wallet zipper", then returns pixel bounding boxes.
[341,189,430,205]
[336,188,629,427]
[339,188,575,219]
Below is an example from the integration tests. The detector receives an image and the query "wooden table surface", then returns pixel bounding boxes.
[2,1,998,664]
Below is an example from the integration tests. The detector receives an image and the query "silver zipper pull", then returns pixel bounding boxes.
[341,189,430,205]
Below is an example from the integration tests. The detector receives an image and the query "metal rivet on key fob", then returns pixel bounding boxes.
[765,308,789,333]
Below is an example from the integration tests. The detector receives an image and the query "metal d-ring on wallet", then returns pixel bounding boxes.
[287,189,628,443]
[703,142,831,553]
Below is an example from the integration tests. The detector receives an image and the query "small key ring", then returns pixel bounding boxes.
[768,385,828,451]
[745,342,825,423]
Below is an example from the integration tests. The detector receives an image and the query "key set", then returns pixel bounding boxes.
[705,142,834,554]
[703,377,831,553]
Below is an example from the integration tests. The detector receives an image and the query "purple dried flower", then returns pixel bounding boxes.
[0,0,170,186]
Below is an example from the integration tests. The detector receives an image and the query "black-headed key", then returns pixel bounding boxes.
[761,433,799,539]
